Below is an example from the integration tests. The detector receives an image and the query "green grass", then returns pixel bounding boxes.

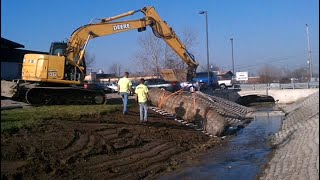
[1,104,122,133]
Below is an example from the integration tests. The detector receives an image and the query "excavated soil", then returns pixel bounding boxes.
[1,103,226,179]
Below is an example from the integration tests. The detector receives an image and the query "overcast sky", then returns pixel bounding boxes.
[2,0,319,74]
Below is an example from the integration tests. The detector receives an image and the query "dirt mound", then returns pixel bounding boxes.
[1,106,225,179]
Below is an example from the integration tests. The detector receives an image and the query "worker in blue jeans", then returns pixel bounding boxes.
[135,78,149,122]
[117,72,132,114]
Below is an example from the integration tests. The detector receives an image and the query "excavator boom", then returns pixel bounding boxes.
[65,6,198,82]
[2,6,199,105]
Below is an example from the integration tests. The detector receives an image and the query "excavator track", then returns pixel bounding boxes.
[25,87,105,105]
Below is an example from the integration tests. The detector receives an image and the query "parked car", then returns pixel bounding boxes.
[104,82,118,92]
[84,83,113,94]
[145,78,181,92]
[101,84,114,94]
[192,72,219,90]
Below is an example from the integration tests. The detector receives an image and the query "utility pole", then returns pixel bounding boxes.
[306,24,313,81]
[199,11,210,85]
[118,64,121,77]
[230,38,235,75]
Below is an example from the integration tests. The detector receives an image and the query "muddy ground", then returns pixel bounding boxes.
[1,98,227,179]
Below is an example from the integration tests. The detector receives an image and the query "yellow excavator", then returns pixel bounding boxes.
[1,6,198,105]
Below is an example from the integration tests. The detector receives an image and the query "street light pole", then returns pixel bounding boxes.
[199,11,210,85]
[230,38,234,75]
[306,24,312,81]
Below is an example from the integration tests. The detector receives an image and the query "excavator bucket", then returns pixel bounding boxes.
[160,69,188,82]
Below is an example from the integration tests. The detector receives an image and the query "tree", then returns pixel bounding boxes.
[290,67,308,82]
[278,67,292,83]
[257,64,280,83]
[134,28,198,75]
[135,32,164,75]
[210,64,220,71]
[198,64,220,72]
[108,63,122,77]
[84,51,96,70]
[163,27,199,69]
[256,64,311,83]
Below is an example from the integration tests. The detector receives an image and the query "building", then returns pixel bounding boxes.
[1,37,48,80]
[214,71,234,79]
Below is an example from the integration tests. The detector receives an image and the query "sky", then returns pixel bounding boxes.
[2,0,319,75]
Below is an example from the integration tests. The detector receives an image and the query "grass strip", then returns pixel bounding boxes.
[1,104,122,133]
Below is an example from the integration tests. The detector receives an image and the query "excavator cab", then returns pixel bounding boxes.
[49,41,87,77]
[49,42,67,56]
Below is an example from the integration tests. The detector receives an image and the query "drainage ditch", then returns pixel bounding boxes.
[160,105,283,180]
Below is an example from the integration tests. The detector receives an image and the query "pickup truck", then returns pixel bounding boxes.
[218,80,233,89]
[193,72,220,90]
[217,75,234,89]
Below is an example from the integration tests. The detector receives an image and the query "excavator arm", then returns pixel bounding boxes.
[140,7,198,81]
[65,6,198,82]
[65,19,152,70]
[3,6,198,104]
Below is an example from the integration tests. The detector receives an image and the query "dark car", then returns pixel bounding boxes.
[84,83,113,94]
[145,78,181,92]
[100,84,114,94]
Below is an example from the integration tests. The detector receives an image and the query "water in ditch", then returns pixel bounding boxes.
[160,105,284,180]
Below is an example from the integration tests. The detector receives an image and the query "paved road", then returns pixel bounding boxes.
[260,92,319,180]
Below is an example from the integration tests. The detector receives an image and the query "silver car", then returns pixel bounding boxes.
[145,78,181,92]
[180,80,200,92]
[104,82,118,93]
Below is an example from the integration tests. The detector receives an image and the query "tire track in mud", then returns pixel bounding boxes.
[105,146,184,179]
[2,107,223,179]
[82,141,163,168]
[56,125,139,165]
[89,142,180,176]
[56,122,190,179]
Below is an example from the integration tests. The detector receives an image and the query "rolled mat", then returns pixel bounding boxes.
[148,88,227,136]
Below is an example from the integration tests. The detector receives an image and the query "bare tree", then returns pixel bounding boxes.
[198,64,220,72]
[210,64,220,71]
[163,27,199,69]
[257,64,281,83]
[108,64,117,75]
[84,51,96,70]
[256,64,310,83]
[134,28,198,75]
[122,65,131,75]
[290,67,308,82]
[278,67,292,83]
[108,63,122,76]
[135,32,165,75]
